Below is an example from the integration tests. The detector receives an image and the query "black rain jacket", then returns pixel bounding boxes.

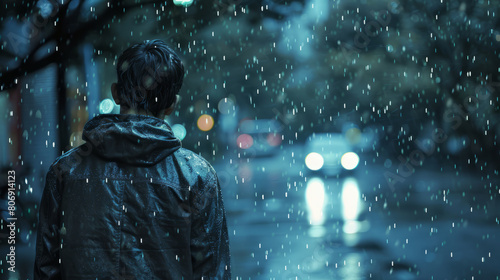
[34,114,231,279]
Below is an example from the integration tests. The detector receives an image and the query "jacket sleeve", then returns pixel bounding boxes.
[34,165,62,280]
[190,171,231,279]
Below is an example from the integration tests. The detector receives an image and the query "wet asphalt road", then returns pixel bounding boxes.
[215,146,500,279]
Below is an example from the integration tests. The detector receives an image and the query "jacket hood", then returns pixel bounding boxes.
[82,114,181,166]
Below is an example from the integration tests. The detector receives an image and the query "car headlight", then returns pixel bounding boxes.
[341,152,359,170]
[305,152,324,171]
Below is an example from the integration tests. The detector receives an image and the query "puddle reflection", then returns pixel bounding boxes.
[305,177,327,237]
[341,177,369,235]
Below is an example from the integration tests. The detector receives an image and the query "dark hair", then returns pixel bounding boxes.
[116,39,184,117]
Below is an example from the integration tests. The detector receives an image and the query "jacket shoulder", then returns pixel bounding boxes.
[173,148,217,180]
[48,145,94,179]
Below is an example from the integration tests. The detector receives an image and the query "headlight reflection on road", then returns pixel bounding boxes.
[305,177,327,237]
[341,177,368,234]
[342,178,360,221]
[339,253,365,279]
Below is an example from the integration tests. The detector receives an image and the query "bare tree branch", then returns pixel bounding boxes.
[0,0,163,90]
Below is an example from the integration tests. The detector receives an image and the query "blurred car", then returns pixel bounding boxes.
[236,119,282,157]
[342,123,382,152]
[305,133,360,176]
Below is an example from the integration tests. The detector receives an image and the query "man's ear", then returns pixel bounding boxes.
[164,94,180,116]
[111,83,120,105]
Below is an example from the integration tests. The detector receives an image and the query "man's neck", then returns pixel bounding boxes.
[120,107,165,119]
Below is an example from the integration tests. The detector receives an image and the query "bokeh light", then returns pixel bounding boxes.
[236,134,253,149]
[197,114,214,131]
[171,124,187,141]
[99,98,114,114]
[218,97,236,115]
[345,127,362,145]
[266,133,282,147]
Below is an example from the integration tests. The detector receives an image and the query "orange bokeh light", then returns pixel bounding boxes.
[197,114,215,131]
